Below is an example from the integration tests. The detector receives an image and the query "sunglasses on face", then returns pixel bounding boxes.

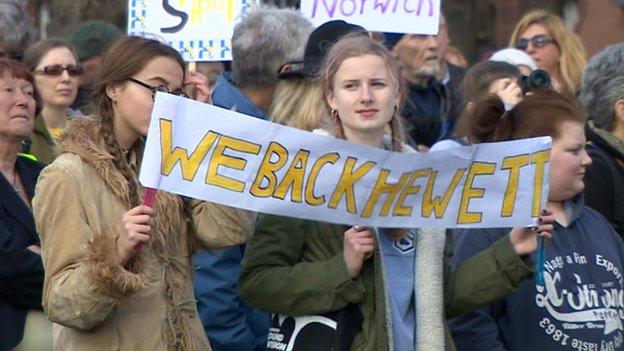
[35,64,84,77]
[128,77,188,101]
[514,34,554,51]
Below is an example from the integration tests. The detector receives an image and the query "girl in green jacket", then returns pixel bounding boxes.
[239,34,554,351]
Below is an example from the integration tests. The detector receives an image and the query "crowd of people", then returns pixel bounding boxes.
[1,1,624,351]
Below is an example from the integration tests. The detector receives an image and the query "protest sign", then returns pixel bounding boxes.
[127,0,255,61]
[300,0,441,35]
[140,93,551,228]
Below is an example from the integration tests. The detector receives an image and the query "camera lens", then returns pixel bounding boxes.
[521,69,551,93]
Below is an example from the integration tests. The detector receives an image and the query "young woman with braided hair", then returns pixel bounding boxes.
[32,36,254,350]
[239,34,554,351]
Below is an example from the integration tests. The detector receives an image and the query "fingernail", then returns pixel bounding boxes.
[538,218,543,224]
[542,209,548,215]
[532,225,539,231]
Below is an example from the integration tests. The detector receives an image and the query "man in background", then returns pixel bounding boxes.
[67,20,122,113]
[386,14,464,149]
[193,7,312,351]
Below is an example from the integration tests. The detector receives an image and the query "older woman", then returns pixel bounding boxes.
[509,10,586,96]
[0,58,50,350]
[23,39,82,164]
[579,43,624,239]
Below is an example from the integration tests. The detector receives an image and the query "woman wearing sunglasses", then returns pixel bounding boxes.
[23,39,83,164]
[31,35,253,350]
[509,10,586,96]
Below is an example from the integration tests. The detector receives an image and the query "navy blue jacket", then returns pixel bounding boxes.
[401,62,464,148]
[449,196,624,351]
[0,156,45,351]
[193,72,270,351]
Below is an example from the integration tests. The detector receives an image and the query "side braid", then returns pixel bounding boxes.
[389,113,404,152]
[100,113,141,208]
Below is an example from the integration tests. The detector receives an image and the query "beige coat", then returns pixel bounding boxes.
[32,117,255,350]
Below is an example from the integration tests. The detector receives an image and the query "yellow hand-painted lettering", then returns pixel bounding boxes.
[250,142,288,197]
[361,170,411,218]
[393,168,430,216]
[531,150,550,217]
[500,154,530,217]
[273,150,310,203]
[206,135,261,192]
[328,157,375,214]
[457,162,496,224]
[160,119,218,181]
[422,169,466,218]
[305,153,339,206]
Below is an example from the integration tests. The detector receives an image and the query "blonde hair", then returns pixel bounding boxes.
[509,9,586,95]
[320,34,408,238]
[320,34,406,152]
[270,77,327,131]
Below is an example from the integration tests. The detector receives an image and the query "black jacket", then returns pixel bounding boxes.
[0,156,45,351]
[401,62,464,148]
[584,123,624,239]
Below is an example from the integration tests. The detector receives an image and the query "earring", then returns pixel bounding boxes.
[332,109,339,118]
[394,104,399,114]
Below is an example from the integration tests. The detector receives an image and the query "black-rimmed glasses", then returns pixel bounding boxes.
[514,34,554,51]
[127,77,188,100]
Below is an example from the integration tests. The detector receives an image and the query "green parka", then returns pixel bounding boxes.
[239,214,535,351]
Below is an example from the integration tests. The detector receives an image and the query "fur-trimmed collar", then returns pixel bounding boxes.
[57,117,141,208]
[58,117,197,350]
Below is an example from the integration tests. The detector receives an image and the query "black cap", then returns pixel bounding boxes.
[381,32,405,50]
[279,20,367,79]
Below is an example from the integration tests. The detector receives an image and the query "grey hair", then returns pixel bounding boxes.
[0,0,37,57]
[231,5,312,88]
[579,43,624,131]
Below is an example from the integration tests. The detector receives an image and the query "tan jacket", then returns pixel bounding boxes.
[32,117,255,350]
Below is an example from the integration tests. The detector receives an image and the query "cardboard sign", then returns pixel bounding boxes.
[127,0,256,61]
[300,0,441,35]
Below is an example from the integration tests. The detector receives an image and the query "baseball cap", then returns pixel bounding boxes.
[279,20,367,79]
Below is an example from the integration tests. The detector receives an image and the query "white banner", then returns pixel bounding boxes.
[140,93,551,228]
[127,0,256,61]
[300,0,441,35]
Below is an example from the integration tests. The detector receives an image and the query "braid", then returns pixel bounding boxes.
[100,113,141,208]
[390,113,404,152]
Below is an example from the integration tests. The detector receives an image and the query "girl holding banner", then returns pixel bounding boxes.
[238,34,554,351]
[449,91,624,350]
[32,36,255,350]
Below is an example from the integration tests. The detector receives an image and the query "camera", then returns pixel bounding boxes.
[521,69,551,93]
